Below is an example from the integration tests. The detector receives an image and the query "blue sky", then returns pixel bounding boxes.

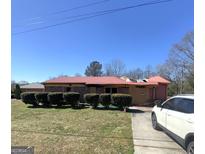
[12,0,193,82]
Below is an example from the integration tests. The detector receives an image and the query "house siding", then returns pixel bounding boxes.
[155,83,167,101]
[45,86,66,92]
[21,88,44,92]
[118,87,129,94]
[44,82,168,106]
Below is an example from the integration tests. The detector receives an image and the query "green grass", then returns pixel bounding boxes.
[12,100,134,154]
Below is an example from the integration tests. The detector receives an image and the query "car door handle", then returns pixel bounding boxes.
[167,114,171,116]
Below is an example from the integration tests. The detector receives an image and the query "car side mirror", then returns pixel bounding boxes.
[154,99,163,107]
[157,103,162,107]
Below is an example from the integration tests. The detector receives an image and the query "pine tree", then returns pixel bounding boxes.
[14,84,21,99]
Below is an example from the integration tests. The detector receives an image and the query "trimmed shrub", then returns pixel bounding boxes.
[84,93,99,108]
[112,94,132,110]
[21,92,38,106]
[35,92,49,107]
[63,92,80,108]
[48,92,63,107]
[11,93,15,99]
[100,93,111,108]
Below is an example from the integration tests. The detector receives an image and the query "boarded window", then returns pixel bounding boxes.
[105,88,117,94]
[112,88,117,93]
[105,88,111,93]
[66,87,71,92]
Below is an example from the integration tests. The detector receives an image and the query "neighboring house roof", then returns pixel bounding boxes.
[148,76,170,84]
[20,83,45,89]
[43,76,170,86]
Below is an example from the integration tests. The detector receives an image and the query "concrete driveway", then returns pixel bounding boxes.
[130,108,186,154]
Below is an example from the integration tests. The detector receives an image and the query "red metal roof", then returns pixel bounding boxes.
[43,76,170,85]
[148,76,170,84]
[44,76,127,85]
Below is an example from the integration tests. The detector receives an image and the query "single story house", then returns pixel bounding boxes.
[42,76,170,106]
[20,83,45,92]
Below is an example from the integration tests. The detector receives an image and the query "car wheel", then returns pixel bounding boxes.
[151,113,161,130]
[187,141,194,154]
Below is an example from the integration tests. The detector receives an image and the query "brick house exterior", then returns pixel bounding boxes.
[42,76,170,106]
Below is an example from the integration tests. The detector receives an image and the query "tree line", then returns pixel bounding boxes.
[84,60,156,79]
[84,31,194,96]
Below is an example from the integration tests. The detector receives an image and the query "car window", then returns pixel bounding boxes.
[175,98,194,113]
[162,98,176,110]
[163,98,194,113]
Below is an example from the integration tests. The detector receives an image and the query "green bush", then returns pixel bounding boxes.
[112,94,132,110]
[63,92,80,108]
[100,94,111,108]
[84,93,99,108]
[21,92,38,106]
[35,92,49,107]
[11,93,15,99]
[48,92,63,107]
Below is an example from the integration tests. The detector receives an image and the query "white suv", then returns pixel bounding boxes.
[151,95,194,154]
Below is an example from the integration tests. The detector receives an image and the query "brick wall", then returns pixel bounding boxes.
[117,87,129,94]
[21,88,44,92]
[45,86,66,92]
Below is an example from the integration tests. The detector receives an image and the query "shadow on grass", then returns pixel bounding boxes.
[27,103,90,110]
[95,106,120,111]
[95,105,144,113]
[26,104,143,113]
[126,108,144,113]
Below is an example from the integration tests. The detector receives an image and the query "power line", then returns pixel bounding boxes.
[46,0,111,16]
[13,0,172,34]
[14,0,111,27]
[13,0,145,28]
[12,0,173,36]
[13,3,115,29]
[13,12,114,35]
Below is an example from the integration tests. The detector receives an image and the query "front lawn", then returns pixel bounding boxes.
[11,100,134,154]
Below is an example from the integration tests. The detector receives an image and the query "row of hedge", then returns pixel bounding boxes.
[21,92,132,110]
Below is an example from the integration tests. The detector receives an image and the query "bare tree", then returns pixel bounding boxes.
[170,31,194,93]
[144,65,156,78]
[156,31,194,95]
[18,80,29,85]
[126,68,144,80]
[171,31,194,63]
[104,59,126,76]
[156,64,172,81]
[48,74,68,80]
[74,73,82,77]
